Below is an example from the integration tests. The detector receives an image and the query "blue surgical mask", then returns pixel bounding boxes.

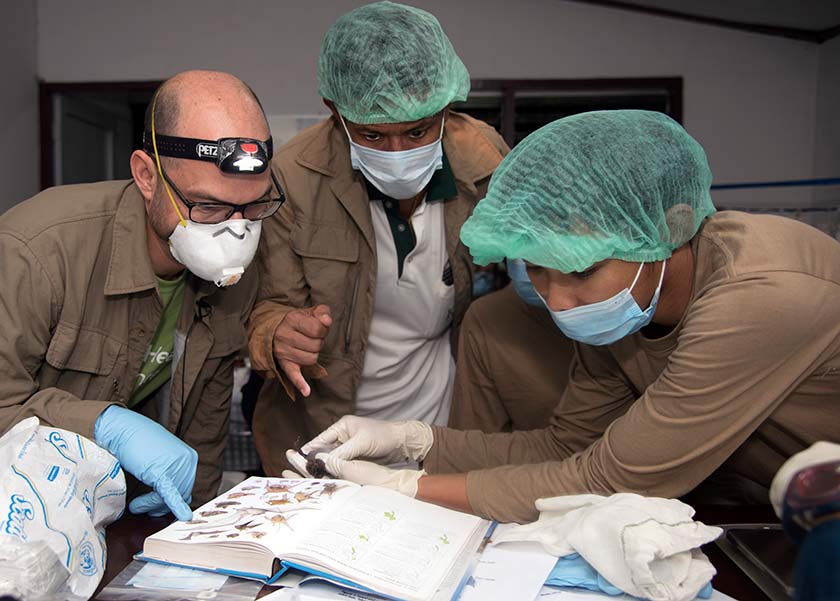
[473,270,495,298]
[505,258,543,307]
[540,261,667,346]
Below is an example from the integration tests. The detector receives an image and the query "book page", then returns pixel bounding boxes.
[286,486,486,601]
[148,477,360,558]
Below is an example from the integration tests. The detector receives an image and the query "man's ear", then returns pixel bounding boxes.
[323,98,339,122]
[130,150,158,202]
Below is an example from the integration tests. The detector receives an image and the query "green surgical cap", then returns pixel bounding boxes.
[317,1,470,125]
[460,110,716,273]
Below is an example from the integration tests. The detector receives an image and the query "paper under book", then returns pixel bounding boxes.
[139,476,490,601]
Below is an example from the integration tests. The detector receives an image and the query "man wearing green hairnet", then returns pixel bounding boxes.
[247,1,508,474]
[291,110,840,523]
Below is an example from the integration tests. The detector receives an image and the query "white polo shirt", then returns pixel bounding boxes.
[354,197,455,426]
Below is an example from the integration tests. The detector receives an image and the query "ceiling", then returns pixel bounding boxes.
[574,0,840,39]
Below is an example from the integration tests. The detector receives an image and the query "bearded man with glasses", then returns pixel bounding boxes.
[0,70,279,520]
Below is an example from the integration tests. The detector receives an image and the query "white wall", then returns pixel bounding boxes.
[1,3,38,212]
[813,35,840,206]
[36,0,824,208]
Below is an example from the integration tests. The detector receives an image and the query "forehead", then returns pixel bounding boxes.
[169,159,271,195]
[348,113,439,134]
[174,99,270,140]
[525,258,618,274]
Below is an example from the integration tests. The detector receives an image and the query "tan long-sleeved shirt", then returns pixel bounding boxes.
[0,181,257,506]
[426,211,840,522]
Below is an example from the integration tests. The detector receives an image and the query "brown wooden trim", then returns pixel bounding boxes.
[40,80,162,94]
[471,77,681,91]
[469,77,683,146]
[567,0,840,44]
[38,80,162,190]
[816,24,840,43]
[500,89,516,148]
[38,82,53,190]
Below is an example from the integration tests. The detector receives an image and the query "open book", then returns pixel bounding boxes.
[139,476,490,601]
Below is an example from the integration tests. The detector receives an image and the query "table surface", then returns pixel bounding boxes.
[97,505,782,600]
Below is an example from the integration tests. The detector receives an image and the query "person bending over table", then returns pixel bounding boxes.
[286,110,840,523]
[0,70,280,520]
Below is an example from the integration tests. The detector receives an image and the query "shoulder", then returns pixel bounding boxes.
[446,111,509,156]
[272,119,339,175]
[697,211,840,286]
[0,180,131,243]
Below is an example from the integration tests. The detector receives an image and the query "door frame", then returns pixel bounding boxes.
[39,80,162,190]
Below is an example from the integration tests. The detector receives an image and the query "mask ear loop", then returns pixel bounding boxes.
[150,91,187,228]
[409,110,447,223]
[627,261,646,293]
[629,259,668,311]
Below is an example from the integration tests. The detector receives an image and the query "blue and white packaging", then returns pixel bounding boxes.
[0,416,126,598]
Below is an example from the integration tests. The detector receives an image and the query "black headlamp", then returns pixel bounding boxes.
[143,132,273,174]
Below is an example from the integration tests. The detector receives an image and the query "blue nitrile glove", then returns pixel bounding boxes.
[546,553,624,595]
[546,554,713,599]
[94,405,197,521]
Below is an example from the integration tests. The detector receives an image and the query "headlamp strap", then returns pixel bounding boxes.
[142,133,273,174]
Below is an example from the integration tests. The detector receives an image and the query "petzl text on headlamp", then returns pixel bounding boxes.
[143,133,273,174]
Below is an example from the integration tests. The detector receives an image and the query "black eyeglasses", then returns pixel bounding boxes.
[158,163,286,224]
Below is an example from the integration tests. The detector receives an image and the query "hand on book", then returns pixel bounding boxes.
[300,416,434,464]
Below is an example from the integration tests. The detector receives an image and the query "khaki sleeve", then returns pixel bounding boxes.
[427,341,636,473]
[0,233,116,439]
[448,301,512,432]
[246,167,326,397]
[464,273,840,523]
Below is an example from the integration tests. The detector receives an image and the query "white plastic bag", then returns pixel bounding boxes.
[0,416,126,599]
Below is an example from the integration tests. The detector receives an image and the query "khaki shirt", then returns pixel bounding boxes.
[449,285,575,433]
[0,181,257,506]
[247,112,508,474]
[426,212,840,523]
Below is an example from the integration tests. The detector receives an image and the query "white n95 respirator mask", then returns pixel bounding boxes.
[168,219,261,287]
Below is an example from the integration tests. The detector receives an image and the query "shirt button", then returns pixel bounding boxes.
[385,201,393,209]
[397,224,406,232]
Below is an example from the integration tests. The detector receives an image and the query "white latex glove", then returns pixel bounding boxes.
[320,454,425,497]
[301,415,434,465]
[769,441,840,518]
[282,450,423,498]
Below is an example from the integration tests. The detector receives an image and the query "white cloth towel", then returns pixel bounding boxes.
[494,493,723,601]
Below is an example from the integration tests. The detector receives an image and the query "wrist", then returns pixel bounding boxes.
[93,404,125,447]
[404,421,434,462]
[395,468,426,497]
